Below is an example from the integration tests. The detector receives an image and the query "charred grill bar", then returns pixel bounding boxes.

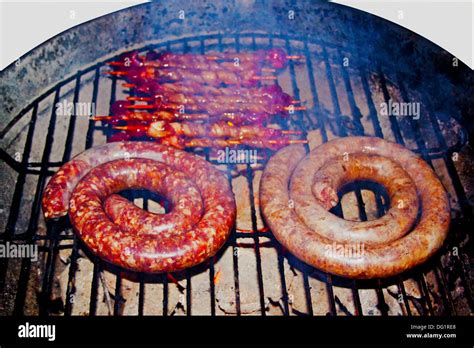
[0,32,472,316]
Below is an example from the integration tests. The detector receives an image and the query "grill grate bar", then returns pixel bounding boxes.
[138,275,145,316]
[39,222,61,316]
[13,85,63,314]
[285,39,311,149]
[218,28,242,309]
[106,69,127,317]
[285,38,317,316]
[88,260,100,316]
[225,33,269,316]
[436,261,457,315]
[64,236,80,316]
[397,278,413,316]
[0,101,39,292]
[186,269,192,316]
[268,35,290,316]
[162,273,169,316]
[359,66,384,138]
[300,41,321,135]
[232,236,242,316]
[113,275,123,315]
[179,38,195,317]
[351,281,363,316]
[206,35,221,317]
[209,257,216,316]
[61,72,84,317]
[245,164,267,315]
[377,66,404,145]
[417,274,435,316]
[85,66,101,150]
[83,66,103,316]
[62,72,83,162]
[325,274,337,315]
[321,47,346,138]
[375,280,389,316]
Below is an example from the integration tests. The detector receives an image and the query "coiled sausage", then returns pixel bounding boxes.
[260,136,450,279]
[42,142,236,273]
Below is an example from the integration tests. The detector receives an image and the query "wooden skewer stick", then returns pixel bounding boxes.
[127,97,151,101]
[268,139,308,145]
[113,125,146,131]
[105,71,128,76]
[287,55,304,60]
[283,106,306,111]
[281,130,303,135]
[124,104,156,109]
[126,96,302,104]
[92,116,115,121]
[251,75,277,81]
[106,61,125,67]
[93,113,210,122]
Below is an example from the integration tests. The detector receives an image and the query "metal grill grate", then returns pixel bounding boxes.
[1,32,472,316]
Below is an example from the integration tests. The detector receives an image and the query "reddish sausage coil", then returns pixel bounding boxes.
[260,136,450,279]
[42,142,236,273]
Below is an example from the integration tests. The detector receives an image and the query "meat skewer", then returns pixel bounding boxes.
[158,135,308,150]
[114,120,302,139]
[106,100,298,123]
[126,82,298,105]
[128,87,292,107]
[123,97,305,116]
[93,110,273,126]
[97,100,284,124]
[107,65,277,87]
[110,55,276,73]
[107,48,302,70]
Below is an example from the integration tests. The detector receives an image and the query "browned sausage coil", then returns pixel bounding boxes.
[260,136,450,279]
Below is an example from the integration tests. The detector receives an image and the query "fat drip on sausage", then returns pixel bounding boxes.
[42,142,236,273]
[260,136,450,279]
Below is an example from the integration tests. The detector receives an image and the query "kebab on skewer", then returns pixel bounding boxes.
[114,120,302,140]
[157,135,307,150]
[107,64,278,87]
[107,48,301,71]
[127,82,298,104]
[120,91,304,115]
[93,110,274,126]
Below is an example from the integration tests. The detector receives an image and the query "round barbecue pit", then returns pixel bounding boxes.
[0,1,472,317]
